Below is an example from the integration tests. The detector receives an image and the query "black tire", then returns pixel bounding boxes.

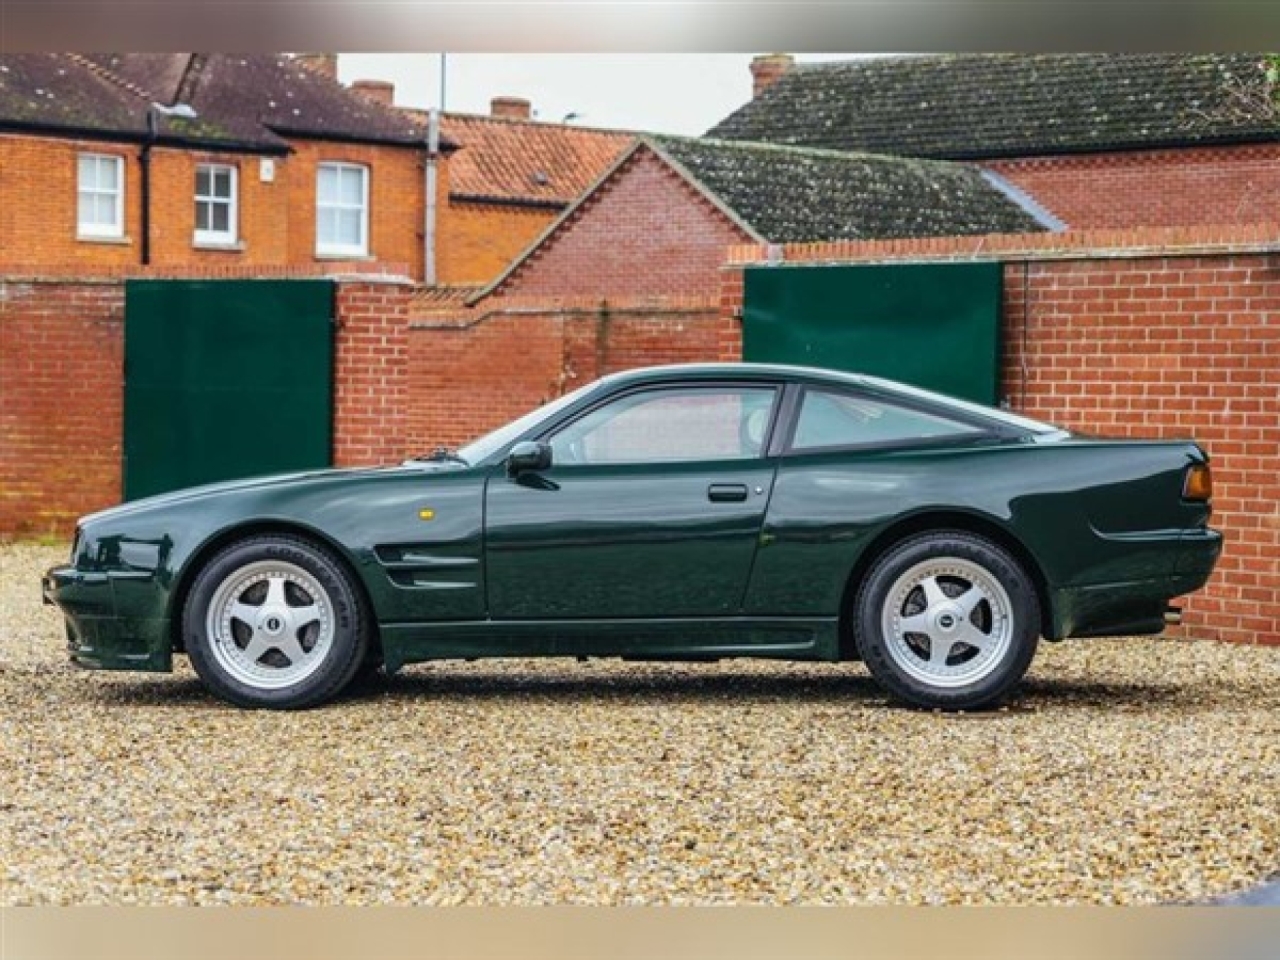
[183,534,369,709]
[853,531,1040,711]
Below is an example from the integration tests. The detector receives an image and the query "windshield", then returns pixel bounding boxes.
[456,379,602,465]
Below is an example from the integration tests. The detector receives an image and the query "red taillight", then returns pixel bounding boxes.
[1183,463,1213,502]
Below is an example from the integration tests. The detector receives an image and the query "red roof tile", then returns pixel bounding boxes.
[431,111,632,206]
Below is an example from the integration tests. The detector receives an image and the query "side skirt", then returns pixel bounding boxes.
[380,617,841,673]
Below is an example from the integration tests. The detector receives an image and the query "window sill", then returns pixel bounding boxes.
[77,233,131,245]
[193,240,245,252]
[315,252,373,261]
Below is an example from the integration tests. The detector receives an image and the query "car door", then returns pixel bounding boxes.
[484,382,781,620]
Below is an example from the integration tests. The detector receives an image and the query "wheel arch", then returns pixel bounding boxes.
[837,510,1054,659]
[168,520,381,659]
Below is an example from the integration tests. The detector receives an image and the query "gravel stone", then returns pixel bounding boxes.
[3,542,1278,904]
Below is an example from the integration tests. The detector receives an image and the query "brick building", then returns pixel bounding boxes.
[710,53,1280,230]
[431,99,631,285]
[0,53,451,279]
[476,134,1047,303]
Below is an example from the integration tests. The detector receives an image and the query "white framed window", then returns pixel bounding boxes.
[77,153,124,239]
[316,162,369,256]
[194,163,238,245]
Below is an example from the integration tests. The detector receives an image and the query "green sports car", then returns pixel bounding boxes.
[43,363,1222,711]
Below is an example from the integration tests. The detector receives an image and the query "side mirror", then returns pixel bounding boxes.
[506,440,552,476]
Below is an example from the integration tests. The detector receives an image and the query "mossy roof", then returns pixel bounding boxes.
[649,135,1047,242]
[709,53,1280,160]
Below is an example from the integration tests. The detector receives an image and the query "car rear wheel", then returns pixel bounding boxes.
[183,535,369,709]
[854,531,1040,710]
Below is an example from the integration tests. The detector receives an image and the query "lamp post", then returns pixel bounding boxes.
[141,101,197,266]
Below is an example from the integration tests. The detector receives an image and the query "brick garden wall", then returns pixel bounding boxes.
[724,224,1280,646]
[406,296,739,451]
[0,263,413,538]
[985,143,1280,230]
[0,279,124,537]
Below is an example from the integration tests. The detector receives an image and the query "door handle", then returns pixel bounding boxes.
[707,483,749,503]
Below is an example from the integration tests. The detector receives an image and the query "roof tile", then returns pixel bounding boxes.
[433,112,632,205]
[650,135,1047,242]
[709,53,1280,159]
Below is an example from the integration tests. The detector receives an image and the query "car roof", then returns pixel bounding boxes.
[604,363,1062,436]
[605,362,869,387]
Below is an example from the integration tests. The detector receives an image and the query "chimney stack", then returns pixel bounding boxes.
[295,53,339,80]
[750,53,795,98]
[490,96,532,120]
[351,79,395,106]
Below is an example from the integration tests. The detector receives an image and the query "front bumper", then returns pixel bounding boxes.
[43,565,171,672]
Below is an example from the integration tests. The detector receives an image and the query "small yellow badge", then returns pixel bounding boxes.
[418,508,436,521]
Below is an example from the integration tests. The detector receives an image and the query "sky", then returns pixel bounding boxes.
[337,53,863,135]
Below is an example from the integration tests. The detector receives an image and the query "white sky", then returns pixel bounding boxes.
[338,53,863,135]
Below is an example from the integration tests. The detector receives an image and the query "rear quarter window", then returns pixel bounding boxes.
[791,389,984,451]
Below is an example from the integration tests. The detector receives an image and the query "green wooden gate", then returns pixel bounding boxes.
[743,262,1003,404]
[123,280,335,500]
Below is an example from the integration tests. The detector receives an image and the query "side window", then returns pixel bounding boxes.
[792,389,981,451]
[551,387,776,465]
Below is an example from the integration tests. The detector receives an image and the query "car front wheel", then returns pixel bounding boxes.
[854,531,1040,710]
[183,535,369,709]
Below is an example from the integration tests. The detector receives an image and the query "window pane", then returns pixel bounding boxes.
[195,200,211,232]
[792,390,979,450]
[211,203,230,232]
[316,207,336,245]
[95,194,114,226]
[335,208,361,245]
[338,167,363,205]
[552,388,776,464]
[78,191,95,226]
[78,155,97,189]
[213,169,232,198]
[317,166,338,204]
[97,157,118,190]
[195,167,211,196]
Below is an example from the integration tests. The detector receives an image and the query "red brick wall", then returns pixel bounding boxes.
[725,226,1280,646]
[407,298,739,451]
[1,268,415,537]
[285,140,428,282]
[985,144,1280,229]
[437,198,557,286]
[490,147,753,300]
[0,280,124,536]
[1,135,143,269]
[0,132,429,280]
[1001,255,1279,646]
[333,280,412,468]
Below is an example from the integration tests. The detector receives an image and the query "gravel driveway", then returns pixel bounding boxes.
[3,542,1278,905]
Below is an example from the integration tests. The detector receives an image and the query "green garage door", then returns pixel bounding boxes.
[743,262,1003,404]
[124,279,334,500]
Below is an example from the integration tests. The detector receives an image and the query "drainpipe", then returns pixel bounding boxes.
[140,102,197,267]
[424,108,440,286]
[140,110,156,266]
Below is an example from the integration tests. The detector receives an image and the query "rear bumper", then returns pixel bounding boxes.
[1052,527,1223,639]
[43,565,171,672]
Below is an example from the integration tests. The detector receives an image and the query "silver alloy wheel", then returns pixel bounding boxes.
[880,557,1014,689]
[204,559,335,690]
